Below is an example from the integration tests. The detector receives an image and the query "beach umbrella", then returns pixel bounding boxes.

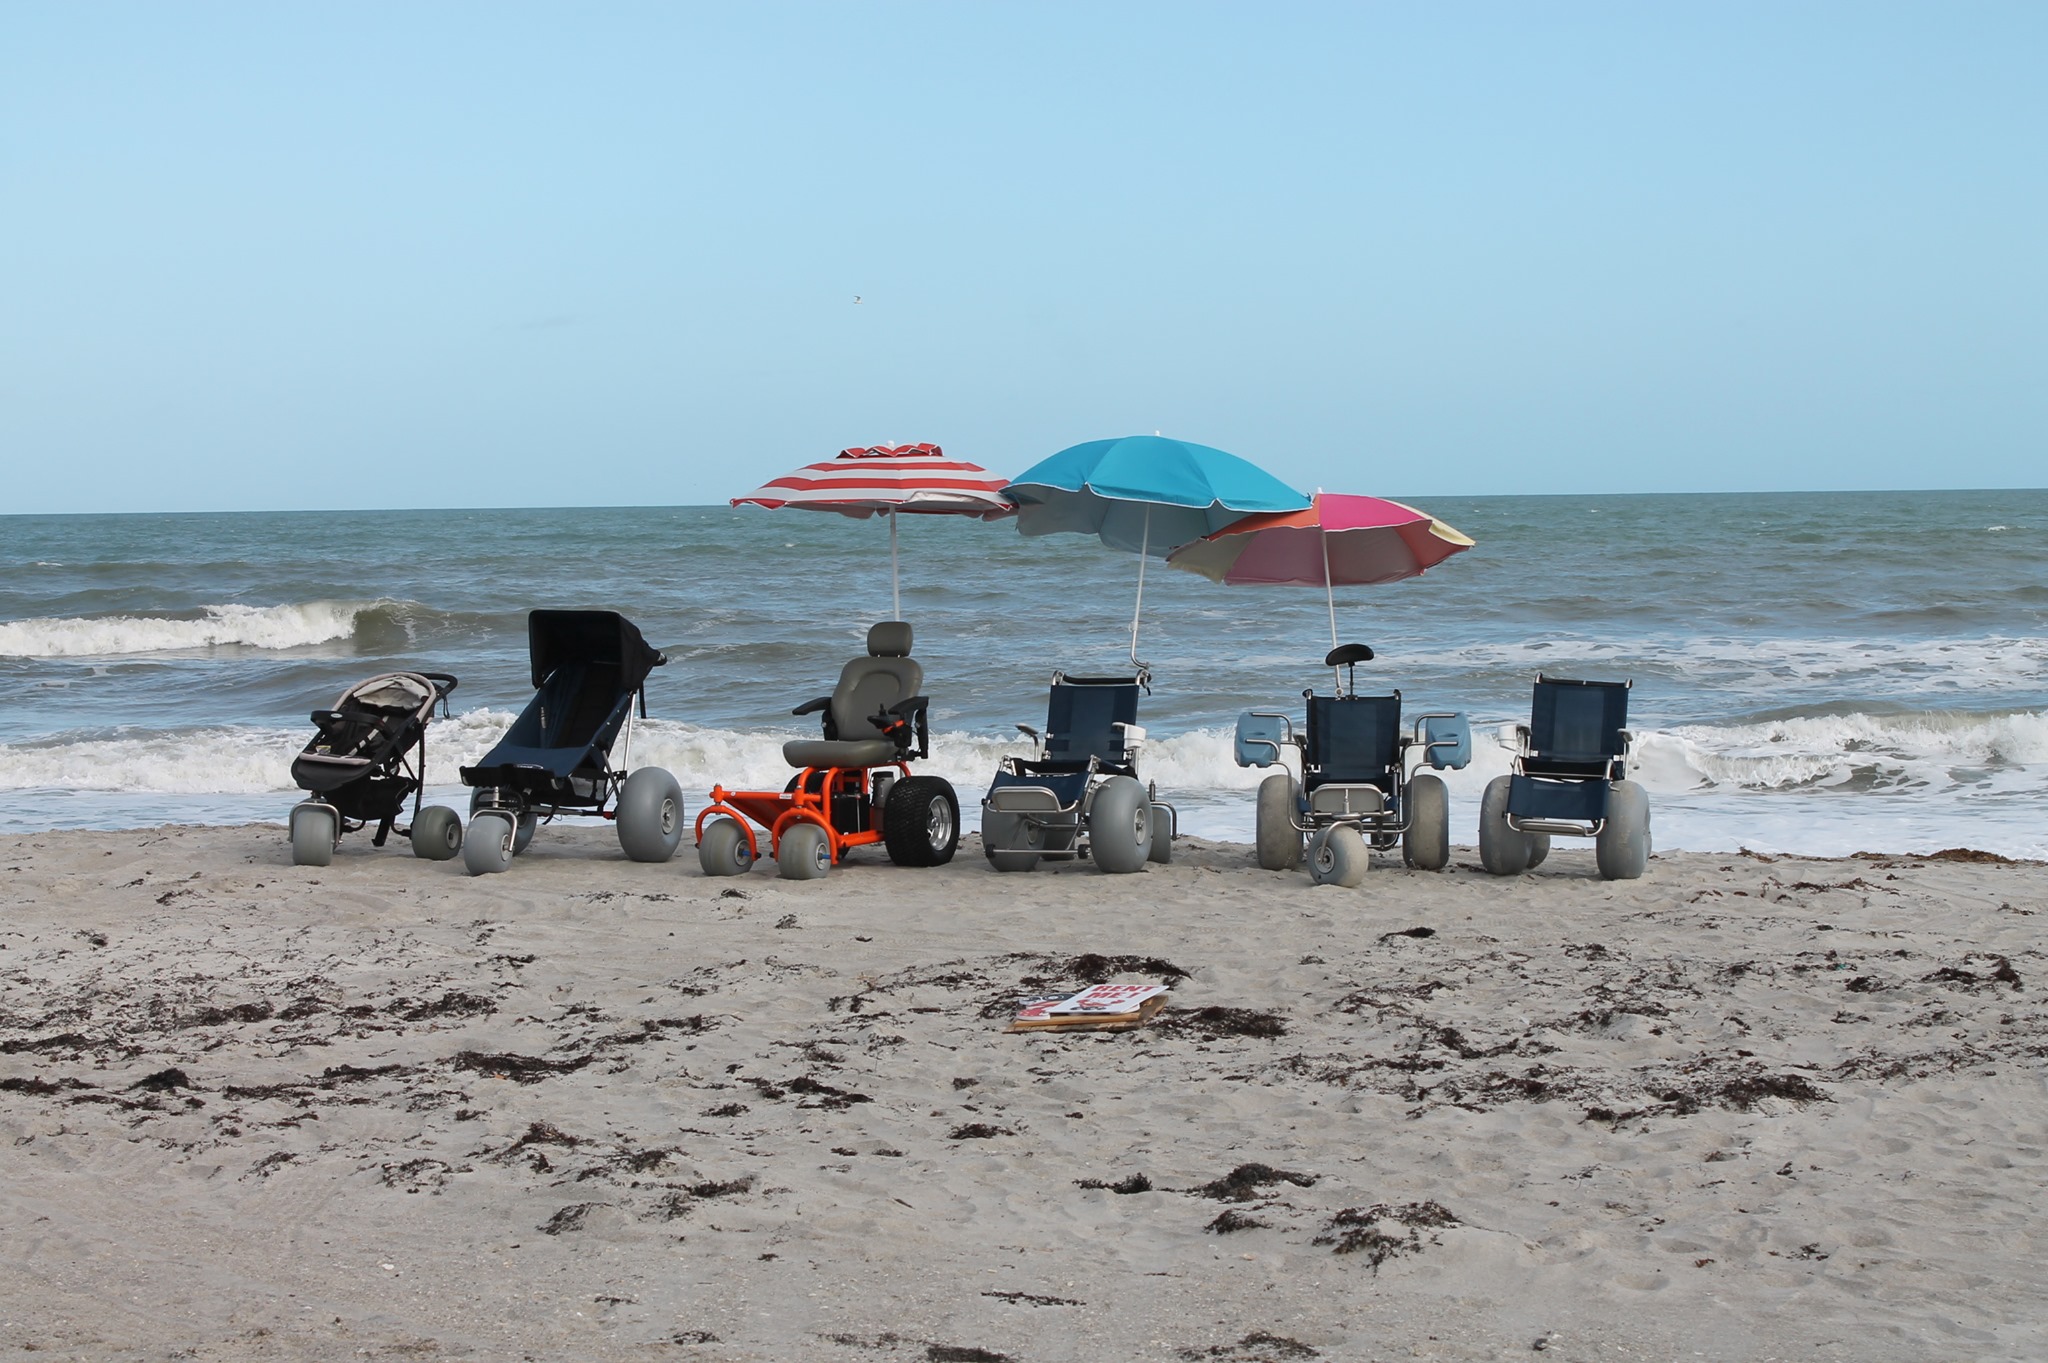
[734,443,1013,619]
[1005,435,1311,669]
[1165,492,1475,647]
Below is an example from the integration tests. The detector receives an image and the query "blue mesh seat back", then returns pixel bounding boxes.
[1527,679,1629,778]
[477,663,633,778]
[989,766,1091,810]
[1041,678,1140,772]
[1304,694,1401,793]
[1509,774,1610,822]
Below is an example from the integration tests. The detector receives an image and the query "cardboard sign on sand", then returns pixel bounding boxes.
[1007,983,1169,1033]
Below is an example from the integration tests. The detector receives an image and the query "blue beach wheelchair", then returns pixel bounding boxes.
[1479,675,1649,880]
[980,672,1177,874]
[1233,644,1471,887]
[457,610,685,875]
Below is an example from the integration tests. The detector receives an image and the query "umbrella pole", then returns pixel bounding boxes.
[1129,505,1150,672]
[890,508,900,621]
[1323,525,1344,694]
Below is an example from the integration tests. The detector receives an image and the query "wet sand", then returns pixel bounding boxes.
[3,825,2045,1362]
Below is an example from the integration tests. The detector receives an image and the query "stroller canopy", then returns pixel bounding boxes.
[528,610,664,691]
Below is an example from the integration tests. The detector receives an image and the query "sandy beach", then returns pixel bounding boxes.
[3,826,2045,1362]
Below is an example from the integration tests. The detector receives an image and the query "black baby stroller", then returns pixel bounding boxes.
[288,671,461,866]
[457,610,685,875]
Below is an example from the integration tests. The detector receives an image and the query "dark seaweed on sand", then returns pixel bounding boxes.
[1196,1163,1317,1201]
[450,1050,594,1083]
[1313,1201,1459,1268]
[1179,1332,1320,1360]
[1156,1007,1287,1039]
[1076,1172,1152,1194]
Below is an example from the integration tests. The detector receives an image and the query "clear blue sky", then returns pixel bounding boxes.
[4,2,2042,513]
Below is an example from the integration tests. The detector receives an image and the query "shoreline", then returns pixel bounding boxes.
[3,825,2045,1360]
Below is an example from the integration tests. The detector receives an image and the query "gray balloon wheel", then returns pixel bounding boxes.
[981,806,1041,873]
[617,767,685,863]
[1402,773,1450,871]
[1596,780,1651,881]
[1086,776,1150,875]
[463,810,516,876]
[1477,775,1532,877]
[777,821,831,881]
[290,804,336,867]
[698,817,754,876]
[1147,803,1173,864]
[1306,824,1369,888]
[1254,772,1303,871]
[410,805,463,861]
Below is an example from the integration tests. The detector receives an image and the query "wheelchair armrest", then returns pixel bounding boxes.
[791,696,831,717]
[1410,712,1472,771]
[1015,723,1039,742]
[1235,711,1295,768]
[873,696,931,760]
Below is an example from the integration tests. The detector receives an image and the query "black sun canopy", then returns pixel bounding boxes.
[527,610,665,691]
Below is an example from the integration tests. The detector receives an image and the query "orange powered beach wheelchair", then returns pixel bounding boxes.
[695,622,960,879]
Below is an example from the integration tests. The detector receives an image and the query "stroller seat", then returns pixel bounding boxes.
[455,609,684,875]
[783,623,926,770]
[288,670,458,866]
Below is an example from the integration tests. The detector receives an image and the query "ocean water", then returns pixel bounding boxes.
[3,491,2045,858]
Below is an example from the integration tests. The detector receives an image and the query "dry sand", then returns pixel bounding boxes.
[3,824,2046,1362]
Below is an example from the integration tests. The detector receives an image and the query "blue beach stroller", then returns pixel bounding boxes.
[980,671,1177,874]
[457,610,685,875]
[1479,675,1649,880]
[1233,644,1471,887]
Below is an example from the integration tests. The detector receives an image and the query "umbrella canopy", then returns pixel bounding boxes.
[1006,435,1311,558]
[734,443,1012,619]
[1004,435,1312,669]
[1166,492,1475,646]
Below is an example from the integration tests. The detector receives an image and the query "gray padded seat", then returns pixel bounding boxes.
[783,622,923,769]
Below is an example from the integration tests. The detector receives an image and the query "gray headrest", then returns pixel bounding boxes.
[867,621,912,657]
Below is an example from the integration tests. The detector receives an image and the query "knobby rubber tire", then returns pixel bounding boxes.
[885,776,959,867]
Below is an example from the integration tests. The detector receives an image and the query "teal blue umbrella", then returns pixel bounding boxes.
[1006,435,1310,668]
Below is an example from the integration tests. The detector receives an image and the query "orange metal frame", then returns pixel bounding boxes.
[695,761,911,866]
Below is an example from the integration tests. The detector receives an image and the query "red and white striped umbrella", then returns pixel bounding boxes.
[733,444,1013,619]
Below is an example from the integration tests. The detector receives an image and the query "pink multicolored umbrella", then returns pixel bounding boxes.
[1165,493,1475,645]
[734,443,1013,619]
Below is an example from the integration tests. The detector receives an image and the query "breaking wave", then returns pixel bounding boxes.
[0,600,405,658]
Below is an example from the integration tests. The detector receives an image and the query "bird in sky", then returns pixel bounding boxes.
[853,295,863,304]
